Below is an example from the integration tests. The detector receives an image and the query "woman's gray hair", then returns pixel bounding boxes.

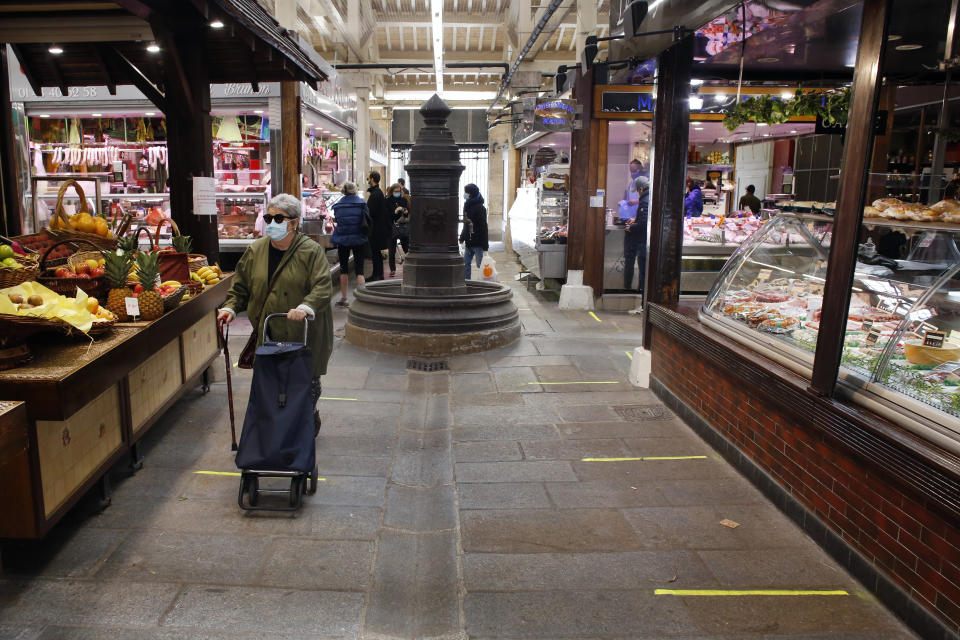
[342,181,358,195]
[267,193,302,218]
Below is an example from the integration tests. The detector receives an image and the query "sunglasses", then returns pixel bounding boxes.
[262,214,292,224]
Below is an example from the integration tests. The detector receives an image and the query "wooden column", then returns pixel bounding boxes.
[810,0,892,396]
[643,33,694,350]
[0,47,22,236]
[281,82,302,197]
[567,66,596,274]
[583,118,608,294]
[164,36,218,263]
[867,83,897,203]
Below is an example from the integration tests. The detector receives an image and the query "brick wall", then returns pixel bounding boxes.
[650,326,960,636]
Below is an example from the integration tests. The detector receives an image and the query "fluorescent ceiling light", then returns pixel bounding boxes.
[790,130,797,133]
[763,133,770,137]
[692,121,701,125]
[39,114,51,118]
[383,90,497,101]
[625,120,636,125]
[781,91,793,100]
[689,96,703,109]
[254,109,264,114]
[48,45,63,54]
[690,79,704,86]
[91,113,102,117]
[431,0,443,94]
[694,127,704,130]
[145,111,156,116]
[714,93,727,101]
[888,34,902,41]
[210,20,225,28]
[895,44,922,51]
[146,43,160,53]
[756,122,768,127]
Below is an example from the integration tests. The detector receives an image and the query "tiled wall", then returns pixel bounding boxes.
[650,326,960,638]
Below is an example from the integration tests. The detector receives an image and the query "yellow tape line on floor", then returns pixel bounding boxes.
[524,381,619,386]
[655,589,849,597]
[581,456,708,462]
[624,351,633,360]
[194,471,327,482]
[589,312,602,322]
[320,396,359,401]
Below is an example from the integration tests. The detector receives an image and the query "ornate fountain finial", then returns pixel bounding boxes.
[420,93,452,126]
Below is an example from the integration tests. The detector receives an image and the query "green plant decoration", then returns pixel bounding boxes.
[722,88,852,132]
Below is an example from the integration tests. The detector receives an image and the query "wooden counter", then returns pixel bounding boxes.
[0,277,232,540]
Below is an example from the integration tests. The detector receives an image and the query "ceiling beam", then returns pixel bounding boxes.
[0,16,153,43]
[106,44,167,112]
[376,12,503,27]
[9,44,41,97]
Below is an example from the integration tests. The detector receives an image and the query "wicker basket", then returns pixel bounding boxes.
[188,254,209,273]
[36,239,107,299]
[44,180,117,250]
[162,285,187,312]
[185,280,203,297]
[0,254,40,289]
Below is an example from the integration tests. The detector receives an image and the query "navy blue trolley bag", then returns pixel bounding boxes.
[236,314,318,510]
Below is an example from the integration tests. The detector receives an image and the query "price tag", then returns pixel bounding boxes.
[125,297,140,318]
[758,269,773,283]
[923,331,946,348]
[918,233,935,248]
[860,319,874,333]
[917,322,938,337]
[865,327,882,345]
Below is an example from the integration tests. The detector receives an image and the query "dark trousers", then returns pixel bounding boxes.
[388,233,410,272]
[370,245,384,280]
[623,218,648,292]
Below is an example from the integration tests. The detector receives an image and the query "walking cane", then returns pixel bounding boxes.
[218,320,238,451]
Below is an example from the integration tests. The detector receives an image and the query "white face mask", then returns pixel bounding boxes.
[265,220,290,241]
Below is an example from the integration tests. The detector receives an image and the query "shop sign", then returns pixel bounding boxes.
[534,99,577,132]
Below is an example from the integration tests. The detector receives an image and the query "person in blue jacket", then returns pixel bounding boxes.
[330,181,369,308]
[685,181,704,218]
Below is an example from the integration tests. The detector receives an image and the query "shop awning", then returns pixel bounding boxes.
[0,0,326,97]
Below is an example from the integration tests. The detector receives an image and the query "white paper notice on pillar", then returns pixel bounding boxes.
[589,195,604,208]
[193,177,217,216]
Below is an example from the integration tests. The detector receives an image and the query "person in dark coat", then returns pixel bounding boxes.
[366,171,391,281]
[331,181,369,307]
[459,183,489,279]
[684,181,704,218]
[386,182,410,277]
[623,176,650,293]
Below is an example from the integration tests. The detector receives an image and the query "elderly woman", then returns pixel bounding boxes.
[218,193,333,433]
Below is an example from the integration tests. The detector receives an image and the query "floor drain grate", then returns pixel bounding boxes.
[406,359,450,372]
[614,405,673,421]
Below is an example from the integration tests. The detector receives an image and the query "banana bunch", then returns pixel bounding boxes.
[193,264,222,286]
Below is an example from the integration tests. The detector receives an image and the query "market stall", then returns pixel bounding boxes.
[636,1,960,637]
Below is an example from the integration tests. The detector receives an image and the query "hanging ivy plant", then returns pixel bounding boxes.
[722,88,851,132]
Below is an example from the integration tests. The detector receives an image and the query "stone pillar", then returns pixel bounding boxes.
[355,86,371,181]
[402,95,466,296]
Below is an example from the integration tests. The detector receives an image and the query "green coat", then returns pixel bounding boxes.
[223,233,333,377]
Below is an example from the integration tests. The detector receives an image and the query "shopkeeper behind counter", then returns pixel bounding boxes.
[623,175,650,294]
[739,184,762,215]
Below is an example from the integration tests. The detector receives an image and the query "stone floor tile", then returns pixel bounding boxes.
[461,509,643,552]
[319,389,405,404]
[455,461,576,483]
[544,480,666,509]
[302,505,382,540]
[696,548,853,588]
[554,404,622,422]
[0,580,180,627]
[520,389,661,407]
[448,353,489,373]
[493,367,542,393]
[322,366,369,389]
[110,466,195,500]
[464,590,699,638]
[463,550,718,591]
[314,435,397,458]
[406,372,450,394]
[34,627,329,640]
[424,395,451,429]
[557,419,687,440]
[0,626,40,640]
[621,505,820,551]
[621,436,713,457]
[305,475,387,507]
[571,457,725,483]
[454,440,523,463]
[519,438,631,461]
[371,353,408,374]
[384,484,456,532]
[482,340,540,363]
[1,528,128,579]
[451,392,524,407]
[453,405,559,426]
[655,478,768,507]
[454,423,560,442]
[490,355,573,368]
[95,530,270,584]
[259,539,374,590]
[162,585,364,636]
[314,454,391,477]
[363,531,459,639]
[457,483,552,510]
[451,372,496,394]
[363,373,407,391]
[533,364,584,383]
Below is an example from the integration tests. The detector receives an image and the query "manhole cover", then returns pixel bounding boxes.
[614,405,672,421]
[406,359,450,372]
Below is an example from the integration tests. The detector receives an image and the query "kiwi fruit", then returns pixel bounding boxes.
[18,303,34,311]
[7,293,23,304]
[27,295,43,307]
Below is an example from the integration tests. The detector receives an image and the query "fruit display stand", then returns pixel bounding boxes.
[0,276,232,541]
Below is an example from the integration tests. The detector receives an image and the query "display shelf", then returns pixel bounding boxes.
[779,210,960,234]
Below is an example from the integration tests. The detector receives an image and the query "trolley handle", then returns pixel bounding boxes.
[262,313,309,344]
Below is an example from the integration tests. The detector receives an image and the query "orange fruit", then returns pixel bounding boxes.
[93,217,109,237]
[77,213,97,234]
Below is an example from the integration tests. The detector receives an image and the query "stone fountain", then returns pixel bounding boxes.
[345,94,520,356]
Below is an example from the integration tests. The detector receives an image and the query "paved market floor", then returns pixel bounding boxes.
[0,247,917,639]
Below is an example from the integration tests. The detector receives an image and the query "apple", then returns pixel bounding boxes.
[133,283,143,294]
[91,266,105,277]
[54,266,73,278]
[74,262,90,276]
[86,297,99,313]
[85,259,99,270]
[76,273,91,279]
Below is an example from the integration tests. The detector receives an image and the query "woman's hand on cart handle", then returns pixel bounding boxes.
[286,308,308,322]
[217,308,235,326]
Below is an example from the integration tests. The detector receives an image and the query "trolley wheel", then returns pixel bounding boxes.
[289,477,302,507]
[306,466,318,496]
[201,368,211,394]
[247,475,259,507]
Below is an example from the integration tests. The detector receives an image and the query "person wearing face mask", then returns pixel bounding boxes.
[365,171,392,281]
[387,182,411,277]
[459,183,489,279]
[330,181,369,307]
[218,193,334,435]
[618,159,645,221]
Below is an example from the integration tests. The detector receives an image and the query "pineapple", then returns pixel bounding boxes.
[102,249,134,322]
[135,251,163,321]
[172,234,192,254]
[117,235,137,255]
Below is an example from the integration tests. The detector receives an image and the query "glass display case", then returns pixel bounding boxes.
[702,212,960,432]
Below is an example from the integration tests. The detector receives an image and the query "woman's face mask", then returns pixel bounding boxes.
[265,214,292,241]
[463,193,470,201]
[393,192,401,198]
